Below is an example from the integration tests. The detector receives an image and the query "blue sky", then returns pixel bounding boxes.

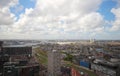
[10,0,117,21]
[98,0,117,21]
[0,0,120,40]
[10,0,36,20]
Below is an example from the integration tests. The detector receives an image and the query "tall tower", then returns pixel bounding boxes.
[48,50,61,76]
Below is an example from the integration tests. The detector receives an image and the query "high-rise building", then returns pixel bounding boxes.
[48,50,61,76]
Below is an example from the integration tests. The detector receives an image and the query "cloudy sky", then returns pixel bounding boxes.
[0,0,120,40]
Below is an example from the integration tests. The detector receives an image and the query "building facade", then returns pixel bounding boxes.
[48,50,61,76]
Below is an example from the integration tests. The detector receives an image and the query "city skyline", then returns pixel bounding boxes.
[0,0,120,40]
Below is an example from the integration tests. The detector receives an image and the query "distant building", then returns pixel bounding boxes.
[48,50,61,76]
[90,39,95,43]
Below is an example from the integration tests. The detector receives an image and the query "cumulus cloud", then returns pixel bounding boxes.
[0,0,18,8]
[0,8,16,25]
[13,0,104,32]
[35,0,102,16]
[110,1,120,31]
[0,0,18,25]
[78,12,104,32]
[0,0,106,39]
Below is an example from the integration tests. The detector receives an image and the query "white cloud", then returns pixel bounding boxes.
[0,7,16,25]
[35,0,102,16]
[0,0,18,8]
[78,12,104,32]
[110,1,120,31]
[0,0,106,39]
[0,0,18,25]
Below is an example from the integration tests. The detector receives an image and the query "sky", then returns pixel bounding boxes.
[0,0,120,40]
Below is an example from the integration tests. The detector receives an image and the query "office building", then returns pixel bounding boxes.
[48,50,61,76]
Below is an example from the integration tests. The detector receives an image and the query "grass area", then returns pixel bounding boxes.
[34,47,48,66]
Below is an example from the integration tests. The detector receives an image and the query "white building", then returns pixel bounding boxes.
[48,50,61,76]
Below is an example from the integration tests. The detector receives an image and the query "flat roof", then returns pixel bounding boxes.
[3,45,32,48]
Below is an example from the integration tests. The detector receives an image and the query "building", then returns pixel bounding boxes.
[0,41,3,53]
[91,62,120,76]
[0,41,40,76]
[3,62,39,76]
[48,50,61,76]
[71,68,81,76]
[2,45,32,56]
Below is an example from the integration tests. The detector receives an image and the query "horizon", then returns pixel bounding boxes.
[0,39,120,41]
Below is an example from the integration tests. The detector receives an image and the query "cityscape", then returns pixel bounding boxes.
[0,40,120,76]
[0,0,120,76]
